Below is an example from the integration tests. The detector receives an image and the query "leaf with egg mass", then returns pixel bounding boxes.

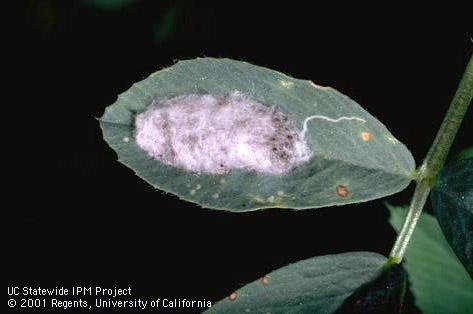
[99,58,415,211]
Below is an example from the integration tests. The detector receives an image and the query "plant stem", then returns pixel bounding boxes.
[389,54,473,263]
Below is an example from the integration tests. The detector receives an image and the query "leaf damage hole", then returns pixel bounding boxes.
[134,92,312,175]
[336,185,349,198]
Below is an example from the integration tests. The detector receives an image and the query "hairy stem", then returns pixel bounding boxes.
[389,54,473,263]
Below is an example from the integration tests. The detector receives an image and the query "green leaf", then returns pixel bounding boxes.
[388,204,473,314]
[83,0,137,10]
[205,252,386,314]
[154,5,179,44]
[100,58,415,211]
[456,146,473,160]
[431,158,473,277]
[335,263,407,314]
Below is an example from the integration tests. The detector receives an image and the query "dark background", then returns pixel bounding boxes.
[8,1,472,313]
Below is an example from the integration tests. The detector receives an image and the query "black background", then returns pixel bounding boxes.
[9,1,472,313]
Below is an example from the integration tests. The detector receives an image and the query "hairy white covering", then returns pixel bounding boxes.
[134,92,311,175]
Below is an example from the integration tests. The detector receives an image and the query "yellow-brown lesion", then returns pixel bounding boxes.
[336,185,349,198]
[249,193,286,206]
[309,81,330,90]
[360,131,372,142]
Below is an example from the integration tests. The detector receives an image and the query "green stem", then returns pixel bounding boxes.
[389,54,473,263]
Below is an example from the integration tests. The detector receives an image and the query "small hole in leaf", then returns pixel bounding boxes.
[242,203,246,207]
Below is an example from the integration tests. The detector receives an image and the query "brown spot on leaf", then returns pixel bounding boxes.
[261,276,269,285]
[336,185,349,198]
[360,131,372,142]
[228,292,238,301]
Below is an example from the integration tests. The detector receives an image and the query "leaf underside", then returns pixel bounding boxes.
[388,205,473,314]
[430,158,473,277]
[100,58,415,211]
[205,251,386,314]
[335,263,407,314]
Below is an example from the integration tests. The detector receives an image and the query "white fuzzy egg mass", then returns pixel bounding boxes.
[134,91,311,175]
